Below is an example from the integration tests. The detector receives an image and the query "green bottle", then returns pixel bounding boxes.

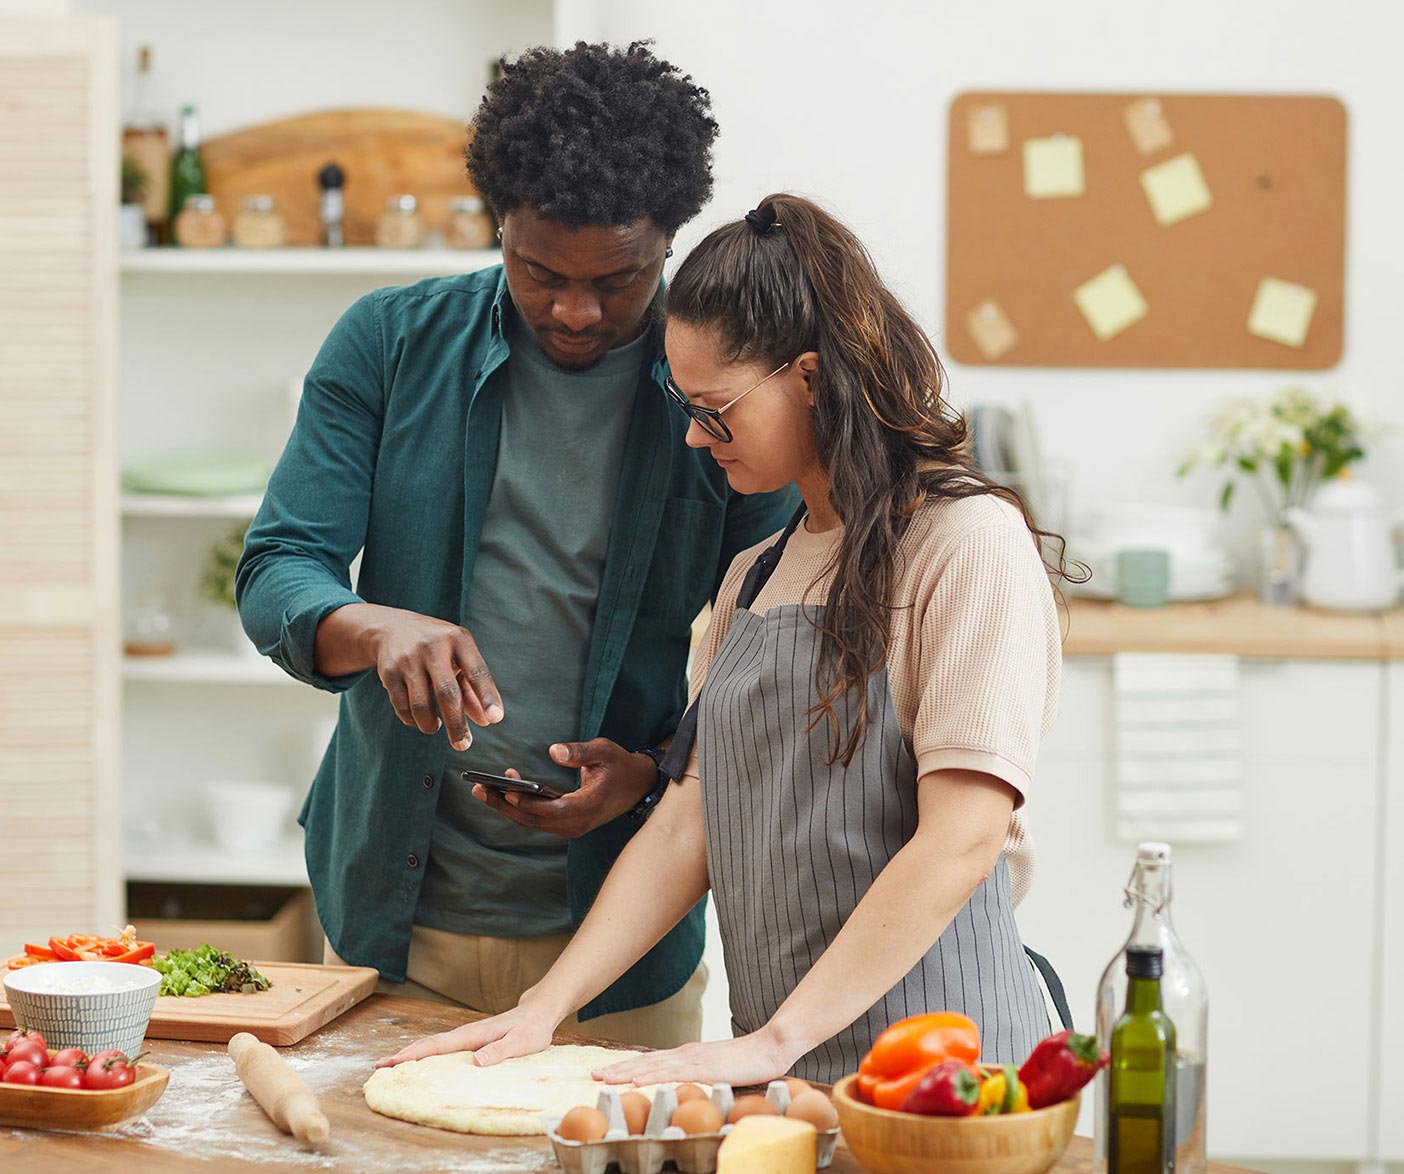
[168,104,207,243]
[1110,945,1176,1173]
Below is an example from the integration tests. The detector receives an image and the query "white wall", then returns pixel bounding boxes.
[585,0,1404,548]
[73,0,551,137]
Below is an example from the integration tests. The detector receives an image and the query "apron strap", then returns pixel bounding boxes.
[658,504,809,782]
[1024,945,1075,1030]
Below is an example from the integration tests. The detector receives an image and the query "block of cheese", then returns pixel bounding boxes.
[717,1114,818,1173]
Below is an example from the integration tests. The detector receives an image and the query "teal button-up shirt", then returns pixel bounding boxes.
[235,267,799,1019]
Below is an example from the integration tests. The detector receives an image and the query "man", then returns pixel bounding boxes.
[236,42,799,1046]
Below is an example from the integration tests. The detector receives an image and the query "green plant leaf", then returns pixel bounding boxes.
[1219,481,1235,512]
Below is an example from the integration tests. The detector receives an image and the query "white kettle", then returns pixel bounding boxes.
[1283,479,1404,611]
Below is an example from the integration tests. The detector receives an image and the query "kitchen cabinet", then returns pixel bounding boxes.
[1378,662,1404,1163]
[0,16,123,951]
[1019,658,1383,1165]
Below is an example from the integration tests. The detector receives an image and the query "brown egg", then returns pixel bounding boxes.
[675,1082,709,1104]
[671,1098,724,1134]
[783,1077,813,1100]
[785,1089,838,1131]
[557,1105,609,1142]
[726,1094,781,1124]
[619,1090,651,1135]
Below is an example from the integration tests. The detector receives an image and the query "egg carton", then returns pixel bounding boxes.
[542,1079,839,1174]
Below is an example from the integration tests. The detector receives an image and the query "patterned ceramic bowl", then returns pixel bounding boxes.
[4,961,161,1057]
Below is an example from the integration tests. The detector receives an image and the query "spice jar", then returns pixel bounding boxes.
[445,195,495,250]
[232,194,285,249]
[173,193,226,248]
[375,194,425,249]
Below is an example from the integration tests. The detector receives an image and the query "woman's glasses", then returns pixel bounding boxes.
[664,362,791,443]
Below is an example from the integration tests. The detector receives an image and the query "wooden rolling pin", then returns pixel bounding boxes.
[229,1031,331,1147]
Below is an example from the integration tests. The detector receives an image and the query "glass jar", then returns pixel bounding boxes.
[123,587,178,658]
[1094,842,1208,1174]
[173,193,226,248]
[375,194,425,249]
[232,194,285,249]
[445,195,495,250]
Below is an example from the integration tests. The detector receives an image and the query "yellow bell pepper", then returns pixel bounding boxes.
[976,1064,1031,1115]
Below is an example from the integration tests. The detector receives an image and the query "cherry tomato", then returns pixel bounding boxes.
[4,1040,47,1069]
[82,1056,136,1091]
[4,1028,46,1053]
[38,1065,84,1089]
[2,1061,41,1085]
[85,1049,130,1070]
[49,1047,88,1069]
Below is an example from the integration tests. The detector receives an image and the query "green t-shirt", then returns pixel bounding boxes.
[415,306,650,936]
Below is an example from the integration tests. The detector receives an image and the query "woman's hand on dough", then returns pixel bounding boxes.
[591,1029,796,1088]
[374,1007,555,1069]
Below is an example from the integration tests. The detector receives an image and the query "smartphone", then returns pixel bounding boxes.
[460,769,564,801]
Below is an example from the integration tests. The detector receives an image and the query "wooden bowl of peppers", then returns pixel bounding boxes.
[832,1013,1108,1174]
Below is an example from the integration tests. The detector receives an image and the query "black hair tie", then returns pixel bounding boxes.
[745,205,779,235]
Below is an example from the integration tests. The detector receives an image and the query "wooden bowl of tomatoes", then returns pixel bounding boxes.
[0,1031,169,1131]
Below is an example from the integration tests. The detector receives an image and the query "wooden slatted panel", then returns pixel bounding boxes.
[0,18,120,952]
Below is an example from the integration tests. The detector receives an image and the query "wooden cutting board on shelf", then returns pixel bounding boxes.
[0,963,379,1048]
[201,108,478,246]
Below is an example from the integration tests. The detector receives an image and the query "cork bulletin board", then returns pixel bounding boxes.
[945,92,1347,370]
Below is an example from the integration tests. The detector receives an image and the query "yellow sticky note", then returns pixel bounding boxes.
[1140,152,1213,226]
[1124,97,1174,155]
[968,104,1009,155]
[1023,135,1084,199]
[1247,278,1317,347]
[1073,264,1148,341]
[965,299,1019,359]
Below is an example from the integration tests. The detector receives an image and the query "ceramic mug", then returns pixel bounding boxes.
[1116,548,1171,608]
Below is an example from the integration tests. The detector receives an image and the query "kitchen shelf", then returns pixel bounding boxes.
[124,836,308,887]
[121,493,264,518]
[123,651,299,685]
[120,247,501,276]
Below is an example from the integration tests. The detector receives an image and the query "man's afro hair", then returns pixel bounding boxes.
[467,41,719,234]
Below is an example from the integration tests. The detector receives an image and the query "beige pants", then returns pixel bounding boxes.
[324,923,706,1050]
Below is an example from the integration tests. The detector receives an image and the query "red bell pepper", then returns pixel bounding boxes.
[899,1059,984,1117]
[1018,1029,1110,1109]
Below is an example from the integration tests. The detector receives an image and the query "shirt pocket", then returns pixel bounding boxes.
[638,495,726,630]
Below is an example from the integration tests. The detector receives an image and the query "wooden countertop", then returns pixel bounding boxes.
[1062,592,1404,660]
[695,595,1404,661]
[0,994,1259,1173]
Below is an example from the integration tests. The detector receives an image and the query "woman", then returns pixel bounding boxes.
[379,194,1069,1086]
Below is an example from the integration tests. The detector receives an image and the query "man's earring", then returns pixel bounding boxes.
[496,227,504,241]
[665,246,674,258]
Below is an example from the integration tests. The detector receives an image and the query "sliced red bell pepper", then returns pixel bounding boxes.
[49,937,81,961]
[108,943,155,965]
[21,944,56,960]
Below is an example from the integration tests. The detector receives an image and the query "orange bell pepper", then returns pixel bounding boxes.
[857,1013,982,1110]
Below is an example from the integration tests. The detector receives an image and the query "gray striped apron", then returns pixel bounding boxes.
[663,509,1049,1082]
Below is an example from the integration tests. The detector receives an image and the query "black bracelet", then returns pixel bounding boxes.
[629,746,670,823]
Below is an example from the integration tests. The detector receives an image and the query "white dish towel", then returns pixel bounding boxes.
[1112,652,1244,843]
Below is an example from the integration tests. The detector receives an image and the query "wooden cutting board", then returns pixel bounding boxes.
[0,963,379,1048]
[201,108,479,246]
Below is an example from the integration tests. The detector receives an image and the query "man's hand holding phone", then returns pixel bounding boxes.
[471,740,659,840]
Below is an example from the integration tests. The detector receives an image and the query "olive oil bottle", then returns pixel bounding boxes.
[1110,945,1176,1173]
[1095,843,1207,1172]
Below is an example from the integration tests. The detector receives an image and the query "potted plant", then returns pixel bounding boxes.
[1178,387,1368,603]
[198,522,256,655]
[119,156,150,249]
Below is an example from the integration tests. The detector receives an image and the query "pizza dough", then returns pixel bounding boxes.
[363,1045,657,1136]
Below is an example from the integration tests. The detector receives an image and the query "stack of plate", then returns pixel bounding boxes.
[1067,504,1235,602]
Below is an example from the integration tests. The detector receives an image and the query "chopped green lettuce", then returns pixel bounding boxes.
[151,945,272,997]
